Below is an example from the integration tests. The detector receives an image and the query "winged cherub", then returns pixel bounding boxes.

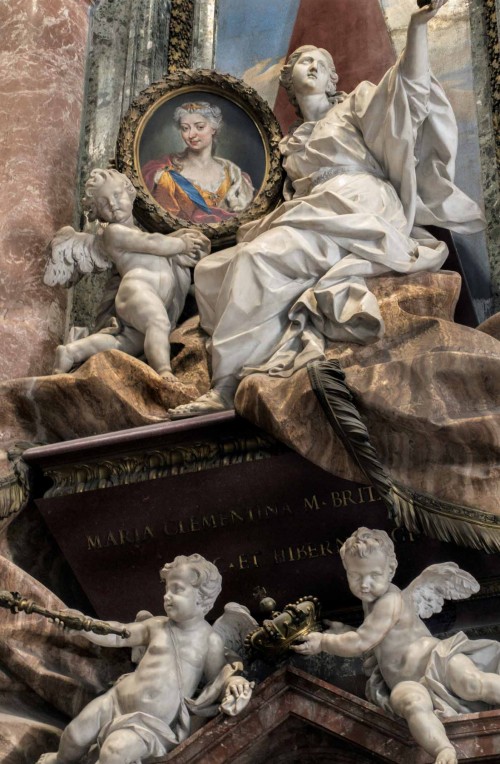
[293,527,500,764]
[37,553,255,764]
[44,168,210,381]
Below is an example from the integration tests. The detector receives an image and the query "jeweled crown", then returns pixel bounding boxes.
[245,594,322,661]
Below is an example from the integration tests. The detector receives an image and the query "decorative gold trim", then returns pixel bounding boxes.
[392,483,500,554]
[116,69,284,248]
[0,444,31,522]
[42,433,285,498]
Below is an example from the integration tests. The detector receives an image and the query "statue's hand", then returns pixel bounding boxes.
[220,676,254,716]
[176,230,211,258]
[412,0,448,23]
[291,631,323,655]
[51,608,85,630]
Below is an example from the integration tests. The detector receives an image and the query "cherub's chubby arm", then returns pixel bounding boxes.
[103,224,209,262]
[55,608,150,649]
[293,590,402,658]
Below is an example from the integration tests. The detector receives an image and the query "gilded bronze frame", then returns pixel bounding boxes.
[116,70,284,248]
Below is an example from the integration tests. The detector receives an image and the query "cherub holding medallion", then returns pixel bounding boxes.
[45,168,210,380]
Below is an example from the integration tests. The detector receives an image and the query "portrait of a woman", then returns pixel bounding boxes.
[141,102,255,224]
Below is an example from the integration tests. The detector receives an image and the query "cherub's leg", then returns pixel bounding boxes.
[447,653,500,705]
[116,286,175,378]
[390,682,456,764]
[53,331,143,373]
[38,692,115,763]
[98,729,149,764]
[142,310,174,378]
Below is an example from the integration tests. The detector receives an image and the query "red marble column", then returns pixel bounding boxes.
[0,0,93,381]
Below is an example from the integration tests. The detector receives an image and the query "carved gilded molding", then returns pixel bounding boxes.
[42,433,285,498]
[0,444,32,522]
[167,0,195,72]
[116,68,284,247]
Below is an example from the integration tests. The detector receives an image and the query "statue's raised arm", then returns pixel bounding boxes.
[401,0,449,81]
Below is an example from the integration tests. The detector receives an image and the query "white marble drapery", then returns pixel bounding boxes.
[194,56,484,384]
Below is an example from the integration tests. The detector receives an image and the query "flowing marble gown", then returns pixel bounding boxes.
[194,56,484,385]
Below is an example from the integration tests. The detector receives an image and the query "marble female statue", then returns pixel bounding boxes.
[37,554,254,764]
[169,0,484,419]
[45,169,209,380]
[293,527,500,764]
[141,102,255,224]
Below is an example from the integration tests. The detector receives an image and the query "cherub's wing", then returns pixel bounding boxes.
[213,602,258,661]
[44,226,111,288]
[404,562,479,620]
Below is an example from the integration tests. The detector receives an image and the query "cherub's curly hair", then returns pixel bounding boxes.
[83,169,136,222]
[340,528,397,573]
[160,554,222,615]
[279,45,343,119]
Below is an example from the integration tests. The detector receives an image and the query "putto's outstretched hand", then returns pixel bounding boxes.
[292,632,323,656]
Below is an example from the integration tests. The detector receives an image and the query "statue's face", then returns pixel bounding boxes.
[344,549,393,603]
[179,113,216,152]
[163,565,203,622]
[291,49,332,96]
[93,179,134,224]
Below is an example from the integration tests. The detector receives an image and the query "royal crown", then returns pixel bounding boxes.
[245,592,322,661]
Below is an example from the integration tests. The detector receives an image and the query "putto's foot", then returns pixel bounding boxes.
[36,754,58,764]
[435,746,457,764]
[53,345,74,374]
[168,389,233,420]
[158,369,177,383]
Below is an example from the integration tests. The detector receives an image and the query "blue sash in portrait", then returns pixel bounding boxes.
[167,170,213,214]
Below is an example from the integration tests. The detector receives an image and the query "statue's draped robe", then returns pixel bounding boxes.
[194,56,484,385]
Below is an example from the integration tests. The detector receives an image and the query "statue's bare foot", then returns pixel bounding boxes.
[159,370,177,383]
[168,389,233,420]
[37,754,58,764]
[435,747,457,764]
[53,345,74,374]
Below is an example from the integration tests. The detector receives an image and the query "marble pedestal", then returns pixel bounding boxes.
[23,413,500,631]
[160,666,500,763]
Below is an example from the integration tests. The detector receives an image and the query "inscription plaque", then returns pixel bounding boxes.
[35,448,500,624]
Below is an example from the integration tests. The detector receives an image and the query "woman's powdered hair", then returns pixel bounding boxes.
[340,528,398,572]
[160,553,222,615]
[83,169,136,222]
[173,101,223,134]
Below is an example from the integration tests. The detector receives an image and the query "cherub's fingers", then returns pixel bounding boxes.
[291,640,311,654]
